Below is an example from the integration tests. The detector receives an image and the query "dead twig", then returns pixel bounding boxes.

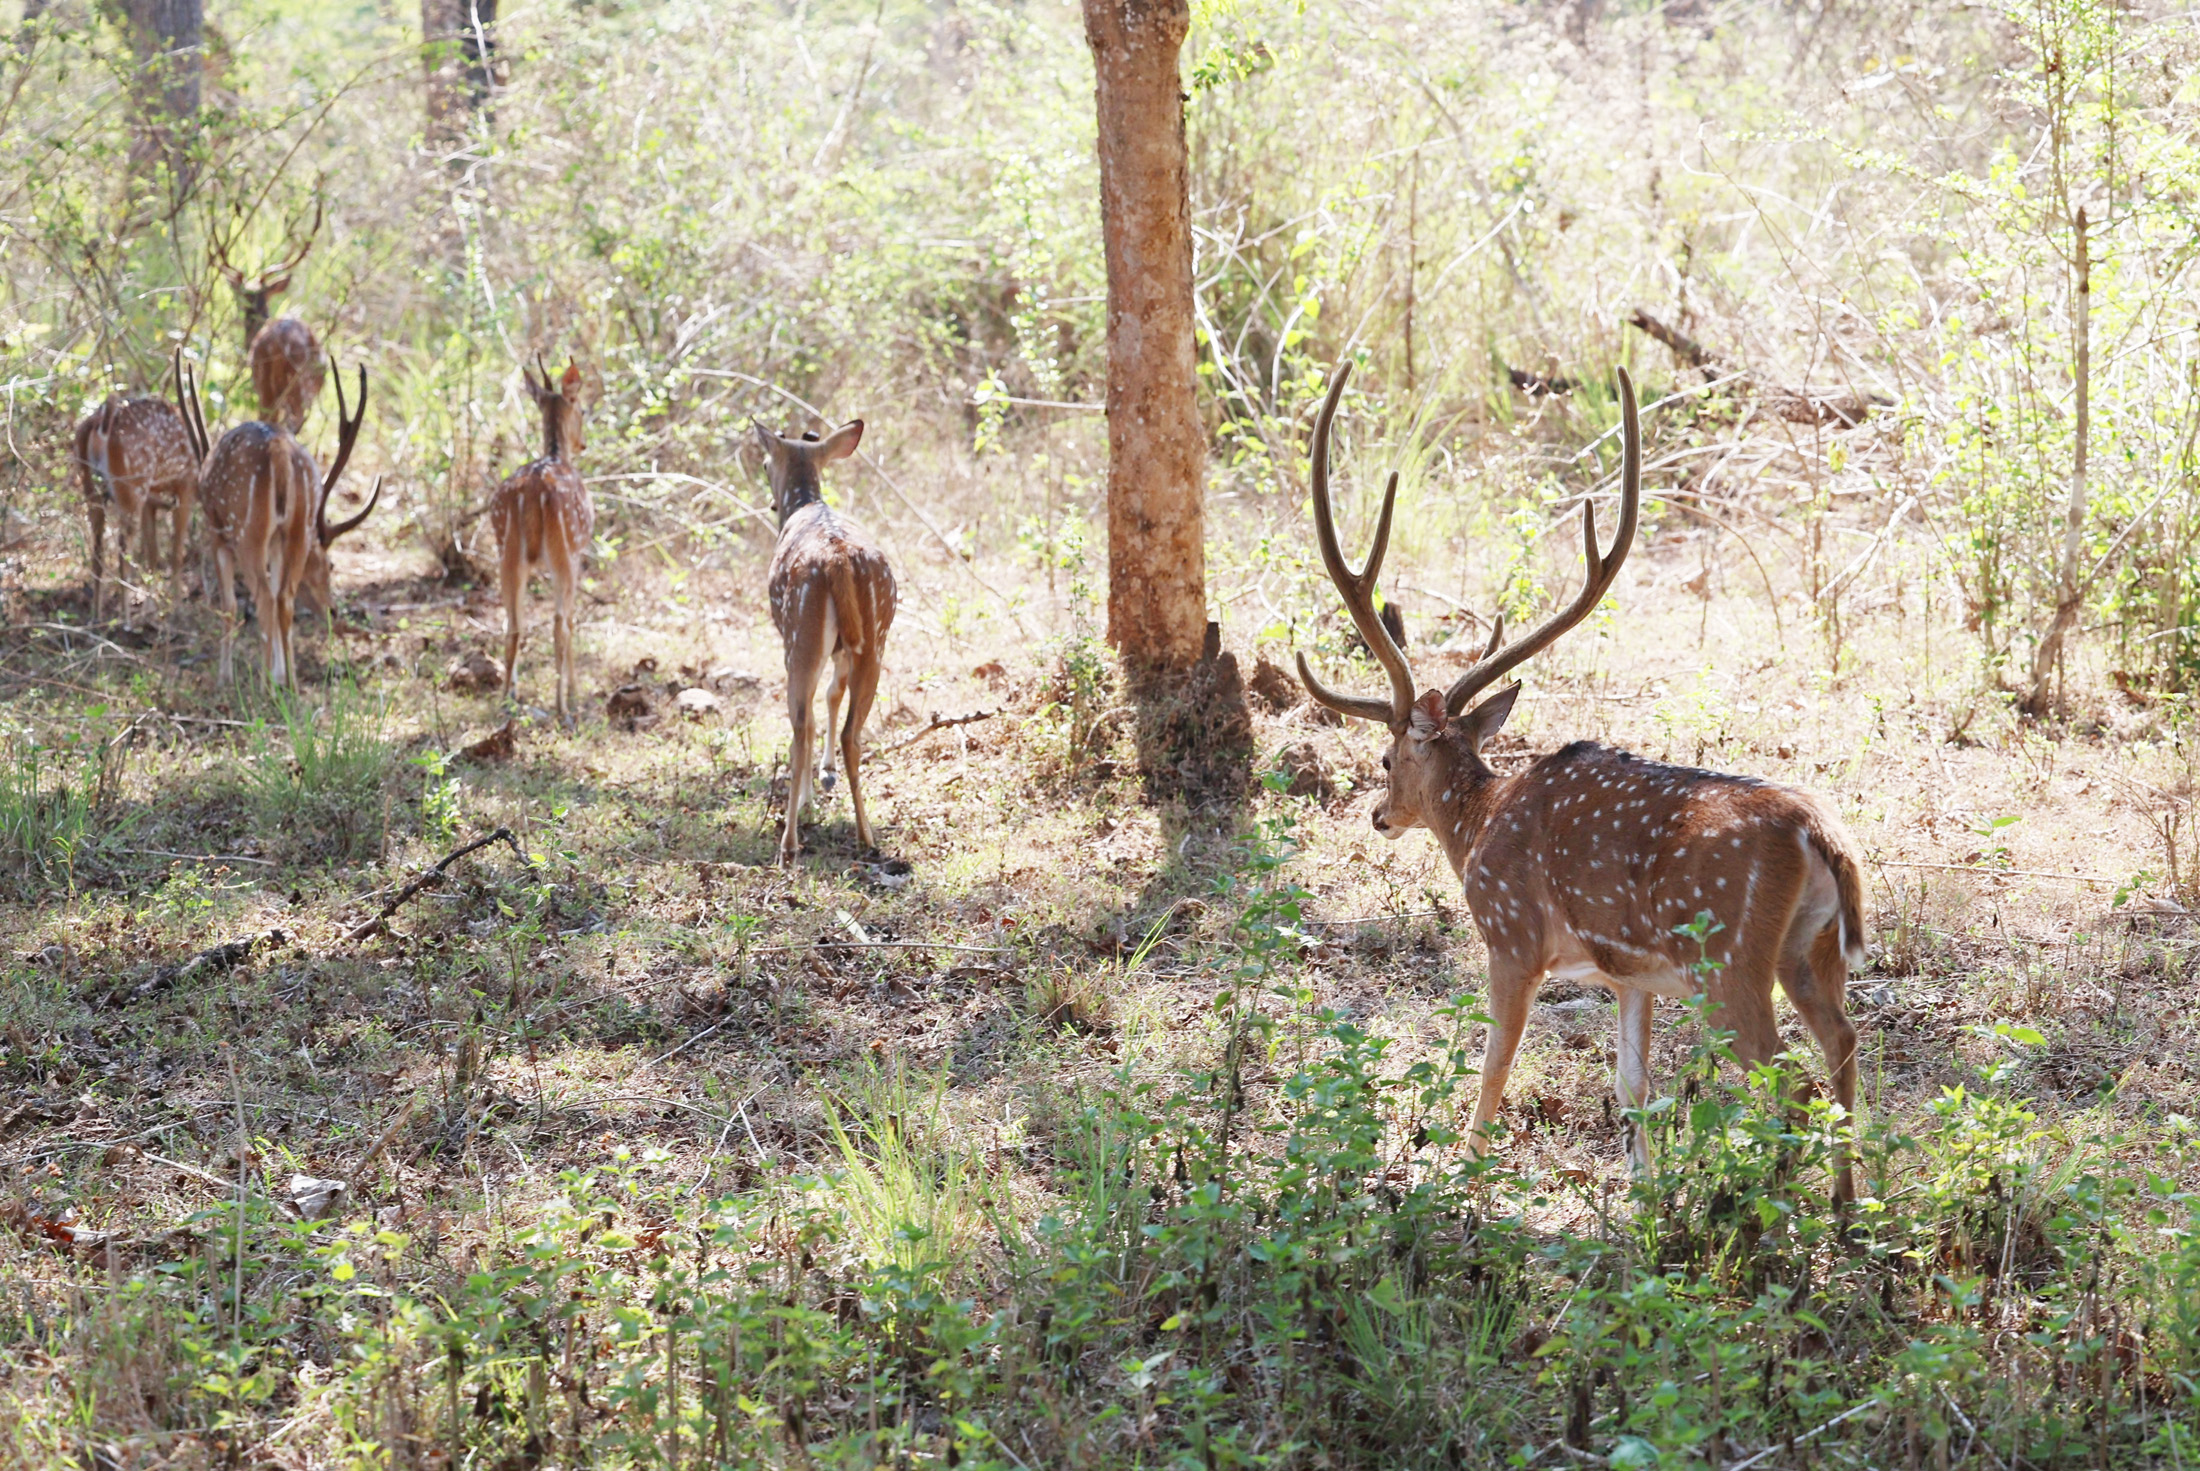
[343,828,527,942]
[110,929,286,1007]
[881,708,998,754]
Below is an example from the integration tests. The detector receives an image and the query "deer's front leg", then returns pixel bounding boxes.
[1614,986,1655,1177]
[1466,950,1543,1161]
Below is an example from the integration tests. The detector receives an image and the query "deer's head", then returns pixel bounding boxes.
[752,418,863,525]
[1295,362,1639,845]
[524,356,588,460]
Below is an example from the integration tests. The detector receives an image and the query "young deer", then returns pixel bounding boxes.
[1296,363,1866,1198]
[488,358,595,725]
[183,358,380,686]
[74,354,203,625]
[755,419,896,864]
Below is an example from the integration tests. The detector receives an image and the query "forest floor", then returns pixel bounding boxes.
[1,497,2195,1468]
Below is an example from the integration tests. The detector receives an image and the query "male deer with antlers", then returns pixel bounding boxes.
[1296,363,1866,1199]
[181,357,379,686]
[488,358,595,725]
[74,354,204,625]
[755,420,895,865]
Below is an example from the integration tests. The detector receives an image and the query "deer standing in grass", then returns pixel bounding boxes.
[755,419,895,864]
[1296,362,1866,1199]
[74,355,203,625]
[488,358,595,725]
[182,357,379,686]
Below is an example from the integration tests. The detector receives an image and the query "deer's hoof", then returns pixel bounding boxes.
[820,770,838,792]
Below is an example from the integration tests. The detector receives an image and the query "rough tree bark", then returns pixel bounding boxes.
[1084,0,1207,674]
[421,0,499,145]
[1084,0,1248,805]
[110,0,202,184]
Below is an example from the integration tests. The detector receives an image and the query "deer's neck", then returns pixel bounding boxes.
[539,401,566,461]
[1426,754,1514,879]
[775,475,824,527]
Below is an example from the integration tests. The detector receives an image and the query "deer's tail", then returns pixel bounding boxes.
[80,405,114,504]
[1803,804,1869,970]
[827,556,866,659]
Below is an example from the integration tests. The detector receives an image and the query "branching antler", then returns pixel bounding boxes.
[1444,367,1640,716]
[1294,363,1417,731]
[316,359,379,546]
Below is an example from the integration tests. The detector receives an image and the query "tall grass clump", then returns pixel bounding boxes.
[0,738,97,900]
[243,682,390,862]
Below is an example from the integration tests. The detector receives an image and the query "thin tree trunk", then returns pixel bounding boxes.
[422,0,499,147]
[111,0,202,187]
[1084,0,1207,674]
[2025,206,2090,717]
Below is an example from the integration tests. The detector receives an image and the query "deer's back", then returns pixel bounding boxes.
[79,397,197,506]
[251,319,323,432]
[491,457,592,568]
[201,423,312,547]
[767,503,895,641]
[1469,741,1853,991]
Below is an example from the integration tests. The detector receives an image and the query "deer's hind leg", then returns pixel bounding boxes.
[549,541,578,728]
[779,584,830,864]
[87,497,108,623]
[1777,857,1860,1203]
[841,647,882,852]
[498,518,525,708]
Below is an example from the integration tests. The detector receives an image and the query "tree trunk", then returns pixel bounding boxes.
[1084,0,1207,674]
[422,0,499,146]
[111,0,202,185]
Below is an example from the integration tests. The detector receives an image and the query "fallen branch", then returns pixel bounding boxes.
[1624,308,1889,425]
[882,708,998,753]
[344,828,526,942]
[111,929,286,1006]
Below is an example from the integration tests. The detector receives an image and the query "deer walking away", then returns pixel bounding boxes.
[74,355,204,625]
[756,419,896,865]
[185,357,380,687]
[1295,362,1866,1200]
[489,358,596,726]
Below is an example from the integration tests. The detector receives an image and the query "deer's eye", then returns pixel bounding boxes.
[1381,754,1391,772]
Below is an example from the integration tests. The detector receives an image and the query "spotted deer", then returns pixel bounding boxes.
[1296,363,1866,1198]
[755,419,896,864]
[182,357,379,686]
[488,358,595,725]
[74,354,204,624]
[249,319,326,435]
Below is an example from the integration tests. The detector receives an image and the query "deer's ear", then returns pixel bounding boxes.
[751,419,781,458]
[1461,684,1521,752]
[817,419,864,462]
[562,359,584,397]
[522,364,546,402]
[1409,690,1447,742]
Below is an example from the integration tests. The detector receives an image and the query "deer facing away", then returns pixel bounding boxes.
[756,420,896,864]
[488,358,595,725]
[75,355,203,625]
[1296,363,1866,1200]
[182,357,379,686]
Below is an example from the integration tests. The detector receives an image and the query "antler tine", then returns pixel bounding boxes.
[1296,362,1418,730]
[319,360,367,502]
[174,353,209,462]
[266,195,324,282]
[1445,364,1641,716]
[322,475,382,546]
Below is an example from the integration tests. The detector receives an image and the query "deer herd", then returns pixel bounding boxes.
[67,236,1864,1185]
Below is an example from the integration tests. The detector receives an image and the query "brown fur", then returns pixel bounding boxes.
[1294,360,1864,1201]
[189,363,377,687]
[488,360,595,724]
[75,388,200,625]
[249,318,325,434]
[757,419,896,864]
